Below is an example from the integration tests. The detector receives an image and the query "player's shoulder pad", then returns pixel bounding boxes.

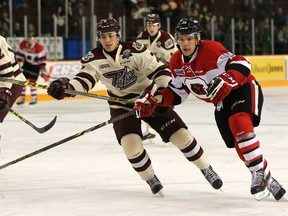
[159,30,175,50]
[19,40,27,49]
[121,41,147,53]
[35,42,44,52]
[136,31,149,39]
[81,47,105,63]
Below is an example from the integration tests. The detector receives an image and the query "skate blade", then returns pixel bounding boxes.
[154,190,164,197]
[254,188,270,201]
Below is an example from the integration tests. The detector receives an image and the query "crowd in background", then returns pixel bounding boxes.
[0,0,287,56]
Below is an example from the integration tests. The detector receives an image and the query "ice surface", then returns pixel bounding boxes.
[0,86,287,216]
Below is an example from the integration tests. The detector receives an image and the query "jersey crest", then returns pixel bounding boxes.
[132,42,144,51]
[103,66,137,90]
[164,38,174,49]
[82,51,94,62]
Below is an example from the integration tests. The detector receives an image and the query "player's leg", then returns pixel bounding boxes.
[146,107,223,190]
[111,108,163,195]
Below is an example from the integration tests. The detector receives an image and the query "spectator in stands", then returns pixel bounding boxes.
[276,23,288,54]
[273,6,287,30]
[147,0,184,33]
[214,15,228,44]
[239,0,253,19]
[13,22,24,37]
[131,0,153,19]
[256,16,271,54]
[252,0,269,24]
[68,2,88,38]
[0,11,10,37]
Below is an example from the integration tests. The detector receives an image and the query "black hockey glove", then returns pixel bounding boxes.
[48,77,75,100]
[0,87,12,111]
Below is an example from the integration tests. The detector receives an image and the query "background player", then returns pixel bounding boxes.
[136,13,177,140]
[16,33,47,105]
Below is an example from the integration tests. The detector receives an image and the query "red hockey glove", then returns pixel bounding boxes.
[40,69,47,78]
[207,72,238,104]
[0,87,12,111]
[133,89,158,118]
[47,77,75,100]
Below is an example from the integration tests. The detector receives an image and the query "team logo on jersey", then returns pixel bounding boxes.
[122,49,132,59]
[99,63,111,69]
[120,49,132,65]
[174,69,185,75]
[156,41,161,48]
[82,51,94,61]
[182,65,193,74]
[132,42,144,51]
[164,39,174,49]
[220,52,235,59]
[103,66,136,90]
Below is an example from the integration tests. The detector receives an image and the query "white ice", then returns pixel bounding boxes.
[0,86,288,216]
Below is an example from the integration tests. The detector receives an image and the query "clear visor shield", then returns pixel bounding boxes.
[175,32,201,44]
[96,31,120,41]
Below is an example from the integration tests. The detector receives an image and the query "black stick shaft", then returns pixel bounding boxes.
[0,111,135,170]
[0,77,133,103]
[6,105,57,133]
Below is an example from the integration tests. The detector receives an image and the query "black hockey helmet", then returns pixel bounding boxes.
[145,14,161,25]
[175,17,201,36]
[27,32,36,38]
[97,18,120,38]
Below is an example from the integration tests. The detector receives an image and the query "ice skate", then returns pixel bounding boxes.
[146,175,163,195]
[16,97,25,105]
[142,132,156,141]
[201,165,223,189]
[250,169,269,200]
[29,99,37,105]
[267,177,286,201]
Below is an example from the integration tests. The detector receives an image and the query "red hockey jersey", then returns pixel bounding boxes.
[168,40,255,104]
[16,40,47,69]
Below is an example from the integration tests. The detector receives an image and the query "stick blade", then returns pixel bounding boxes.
[36,116,57,133]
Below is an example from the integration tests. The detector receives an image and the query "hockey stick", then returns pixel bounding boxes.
[5,105,57,133]
[0,77,133,103]
[0,110,135,170]
[21,68,59,80]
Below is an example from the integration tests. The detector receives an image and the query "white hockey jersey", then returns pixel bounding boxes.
[136,30,177,65]
[69,41,171,110]
[0,35,21,89]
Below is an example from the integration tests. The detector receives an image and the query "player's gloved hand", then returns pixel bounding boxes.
[0,87,12,111]
[207,72,238,104]
[47,77,75,100]
[40,69,47,78]
[133,89,159,118]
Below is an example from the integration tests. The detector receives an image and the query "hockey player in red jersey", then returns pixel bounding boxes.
[47,18,223,195]
[0,35,26,144]
[133,17,286,201]
[137,13,178,141]
[16,33,48,105]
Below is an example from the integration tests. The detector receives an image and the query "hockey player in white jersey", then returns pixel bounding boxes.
[47,18,223,195]
[0,35,26,147]
[137,14,177,140]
